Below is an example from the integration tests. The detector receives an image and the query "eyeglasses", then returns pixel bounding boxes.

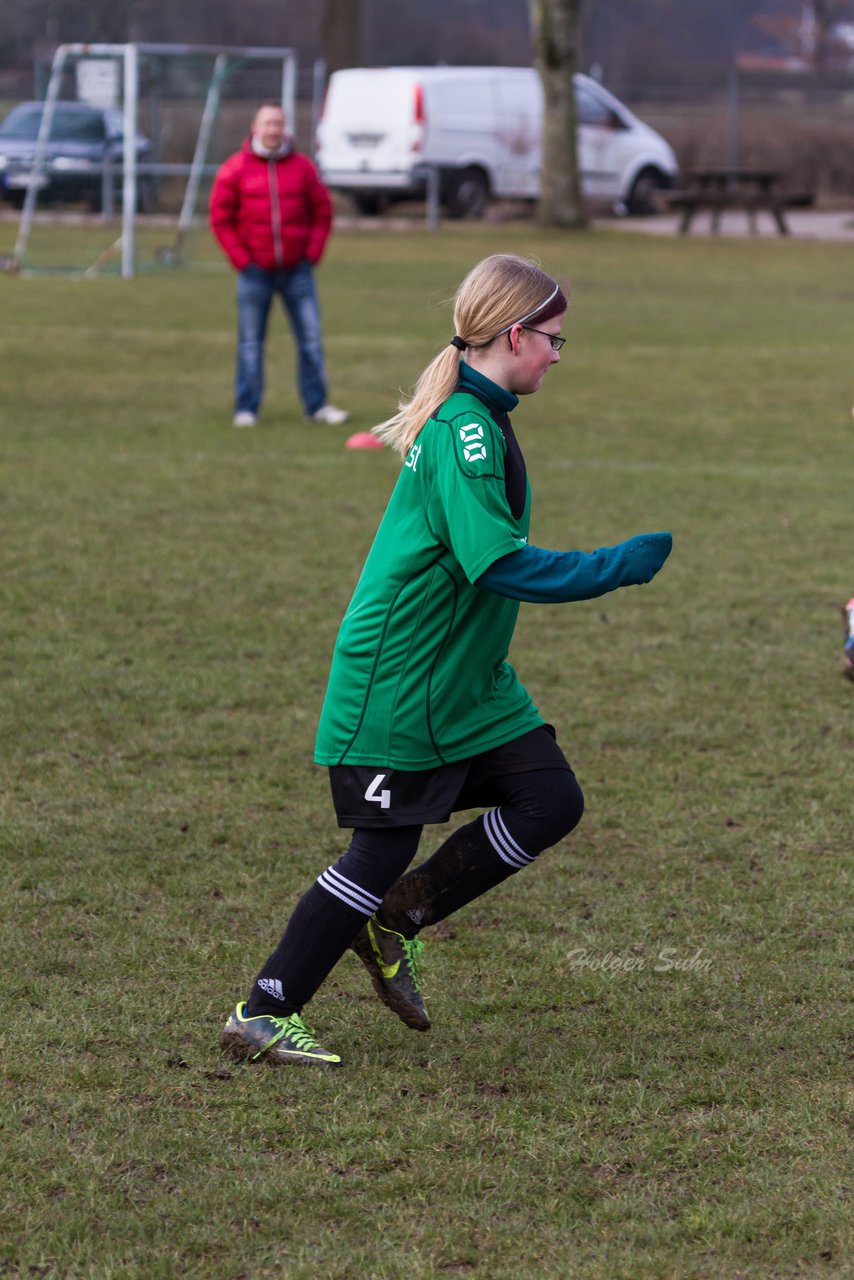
[520,325,566,352]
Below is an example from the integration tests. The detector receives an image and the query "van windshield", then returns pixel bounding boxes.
[575,87,618,127]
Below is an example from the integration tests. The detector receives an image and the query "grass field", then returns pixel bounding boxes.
[1,218,852,1280]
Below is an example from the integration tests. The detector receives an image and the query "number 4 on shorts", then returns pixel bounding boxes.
[365,773,391,809]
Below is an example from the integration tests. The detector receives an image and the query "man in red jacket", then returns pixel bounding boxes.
[210,103,349,428]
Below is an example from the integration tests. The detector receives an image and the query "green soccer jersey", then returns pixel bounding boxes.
[314,365,546,769]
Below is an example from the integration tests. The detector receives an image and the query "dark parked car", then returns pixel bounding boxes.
[0,101,152,209]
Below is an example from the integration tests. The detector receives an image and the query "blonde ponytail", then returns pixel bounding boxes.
[373,254,567,458]
[373,346,461,456]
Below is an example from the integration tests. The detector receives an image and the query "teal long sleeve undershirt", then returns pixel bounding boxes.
[476,533,673,603]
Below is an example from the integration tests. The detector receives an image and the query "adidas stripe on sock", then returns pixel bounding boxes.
[316,865,383,915]
[483,808,536,870]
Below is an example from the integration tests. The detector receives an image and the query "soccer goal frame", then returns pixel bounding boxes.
[12,42,298,278]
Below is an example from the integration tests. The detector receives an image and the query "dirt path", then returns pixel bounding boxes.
[596,208,854,242]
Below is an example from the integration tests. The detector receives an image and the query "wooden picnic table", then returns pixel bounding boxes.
[667,168,813,236]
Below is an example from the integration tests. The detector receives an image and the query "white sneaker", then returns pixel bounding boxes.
[233,411,257,428]
[308,404,350,426]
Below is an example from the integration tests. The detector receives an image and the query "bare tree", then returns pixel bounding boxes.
[321,0,363,75]
[528,0,586,229]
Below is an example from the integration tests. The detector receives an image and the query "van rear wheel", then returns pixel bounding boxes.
[444,168,489,219]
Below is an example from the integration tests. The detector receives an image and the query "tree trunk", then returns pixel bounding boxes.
[321,0,363,76]
[812,0,843,75]
[528,0,587,228]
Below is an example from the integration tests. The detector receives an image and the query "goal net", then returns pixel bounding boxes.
[6,42,299,278]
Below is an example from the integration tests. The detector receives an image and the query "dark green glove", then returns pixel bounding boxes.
[616,532,673,585]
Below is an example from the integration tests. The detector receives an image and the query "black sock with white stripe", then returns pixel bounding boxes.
[378,809,534,936]
[245,869,383,1018]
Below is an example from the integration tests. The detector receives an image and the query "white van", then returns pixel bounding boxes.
[316,66,678,218]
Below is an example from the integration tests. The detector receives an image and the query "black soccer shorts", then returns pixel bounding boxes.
[327,724,572,828]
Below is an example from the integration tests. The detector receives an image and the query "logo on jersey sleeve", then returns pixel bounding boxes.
[459,423,487,462]
[445,409,501,478]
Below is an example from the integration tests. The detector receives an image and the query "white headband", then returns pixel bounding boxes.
[494,283,561,337]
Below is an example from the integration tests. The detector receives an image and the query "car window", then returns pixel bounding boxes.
[56,108,106,142]
[0,105,44,138]
[0,104,107,142]
[574,86,614,127]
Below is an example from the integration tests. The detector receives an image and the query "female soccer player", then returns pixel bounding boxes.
[221,253,672,1067]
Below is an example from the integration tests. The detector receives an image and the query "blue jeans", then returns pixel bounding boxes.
[235,260,328,417]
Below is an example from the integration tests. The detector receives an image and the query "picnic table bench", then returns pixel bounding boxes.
[666,168,814,236]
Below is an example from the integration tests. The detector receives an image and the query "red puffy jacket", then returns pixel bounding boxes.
[209,138,333,272]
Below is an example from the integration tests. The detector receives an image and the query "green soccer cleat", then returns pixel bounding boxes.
[350,915,431,1031]
[220,1003,342,1067]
